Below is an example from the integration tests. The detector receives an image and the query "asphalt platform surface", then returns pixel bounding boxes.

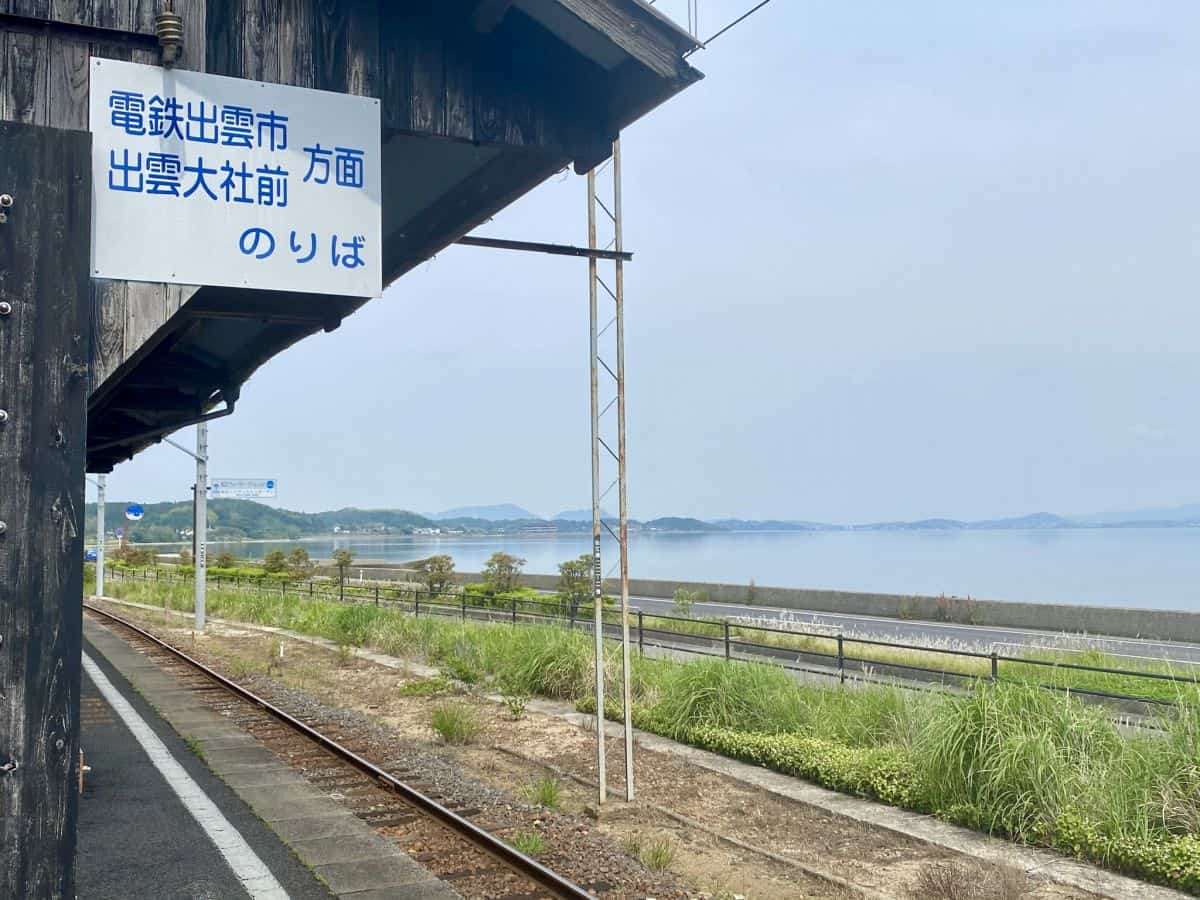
[76,635,333,900]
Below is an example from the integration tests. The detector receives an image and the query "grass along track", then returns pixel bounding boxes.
[95,578,1200,896]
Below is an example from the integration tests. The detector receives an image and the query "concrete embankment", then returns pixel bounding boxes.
[335,561,1200,643]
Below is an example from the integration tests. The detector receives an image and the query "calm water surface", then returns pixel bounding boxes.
[211,528,1200,612]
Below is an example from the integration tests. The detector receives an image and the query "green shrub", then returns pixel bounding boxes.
[523,775,562,809]
[431,702,480,745]
[640,837,676,872]
[511,831,545,856]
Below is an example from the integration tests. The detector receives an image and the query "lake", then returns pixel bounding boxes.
[210,528,1200,612]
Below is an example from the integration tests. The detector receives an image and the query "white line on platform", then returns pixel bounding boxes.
[81,652,289,900]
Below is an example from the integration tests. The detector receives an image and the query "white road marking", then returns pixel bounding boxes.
[81,652,289,900]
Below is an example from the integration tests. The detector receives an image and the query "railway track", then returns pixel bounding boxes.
[84,603,592,900]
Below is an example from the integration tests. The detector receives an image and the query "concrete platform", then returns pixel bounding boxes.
[79,617,459,899]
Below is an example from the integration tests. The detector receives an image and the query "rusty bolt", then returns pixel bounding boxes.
[0,194,12,208]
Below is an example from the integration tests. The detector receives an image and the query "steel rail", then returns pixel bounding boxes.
[83,602,591,900]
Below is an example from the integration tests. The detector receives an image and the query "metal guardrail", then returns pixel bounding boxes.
[97,565,1200,710]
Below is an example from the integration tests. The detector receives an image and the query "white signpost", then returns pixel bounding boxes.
[89,58,382,297]
[208,478,278,500]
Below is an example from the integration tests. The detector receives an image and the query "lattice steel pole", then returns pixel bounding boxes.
[587,167,607,806]
[612,138,635,801]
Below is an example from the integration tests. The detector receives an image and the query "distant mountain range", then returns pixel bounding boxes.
[84,499,1200,543]
[430,504,536,521]
[553,508,613,521]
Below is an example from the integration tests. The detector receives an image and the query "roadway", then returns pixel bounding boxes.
[628,593,1200,664]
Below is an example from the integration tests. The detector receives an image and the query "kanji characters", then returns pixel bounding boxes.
[145,153,182,196]
[256,164,288,207]
[109,91,146,135]
[183,157,219,200]
[108,149,143,192]
[220,106,254,148]
[302,144,332,184]
[334,148,364,188]
[148,96,185,140]
[219,161,253,204]
[257,110,288,151]
[186,100,219,143]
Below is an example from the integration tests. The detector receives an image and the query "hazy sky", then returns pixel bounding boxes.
[92,1,1200,523]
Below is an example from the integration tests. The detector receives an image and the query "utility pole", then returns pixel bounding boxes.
[587,166,607,806]
[164,422,208,631]
[96,475,106,596]
[86,475,107,596]
[195,422,207,631]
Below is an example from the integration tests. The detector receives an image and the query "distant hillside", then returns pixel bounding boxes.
[554,508,613,521]
[84,499,433,542]
[83,496,1200,545]
[1074,503,1200,526]
[711,518,835,531]
[432,504,537,521]
[642,517,724,532]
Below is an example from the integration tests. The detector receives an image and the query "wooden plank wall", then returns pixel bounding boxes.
[0,1,206,392]
[205,0,586,154]
[0,119,92,900]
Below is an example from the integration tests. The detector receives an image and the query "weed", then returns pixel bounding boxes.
[639,836,676,872]
[523,775,562,809]
[911,862,1028,900]
[335,642,354,668]
[511,830,545,856]
[431,702,480,745]
[503,691,530,720]
[227,655,260,680]
[183,735,205,761]
[396,677,451,697]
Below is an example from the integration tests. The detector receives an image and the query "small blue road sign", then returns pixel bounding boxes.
[125,503,145,521]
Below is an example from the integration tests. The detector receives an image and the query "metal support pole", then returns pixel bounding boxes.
[194,422,208,631]
[587,166,607,806]
[612,138,635,802]
[837,635,845,684]
[95,474,106,596]
[724,620,731,660]
[638,610,644,656]
[990,650,998,682]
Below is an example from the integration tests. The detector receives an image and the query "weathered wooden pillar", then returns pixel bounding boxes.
[0,120,92,899]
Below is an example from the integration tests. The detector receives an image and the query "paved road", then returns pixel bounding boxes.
[629,594,1200,664]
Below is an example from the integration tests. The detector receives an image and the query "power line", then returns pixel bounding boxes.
[685,0,775,56]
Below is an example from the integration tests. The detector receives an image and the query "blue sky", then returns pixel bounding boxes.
[94,1,1200,523]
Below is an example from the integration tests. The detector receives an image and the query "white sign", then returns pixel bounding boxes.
[208,478,278,500]
[89,58,381,297]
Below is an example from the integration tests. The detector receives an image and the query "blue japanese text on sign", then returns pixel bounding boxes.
[89,59,382,297]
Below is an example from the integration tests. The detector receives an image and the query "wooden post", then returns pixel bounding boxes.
[0,120,92,900]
